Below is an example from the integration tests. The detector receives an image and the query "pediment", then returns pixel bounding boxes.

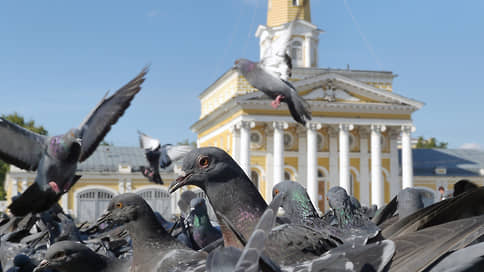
[237,72,424,109]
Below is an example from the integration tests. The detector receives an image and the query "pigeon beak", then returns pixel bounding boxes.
[33,259,49,272]
[85,210,112,232]
[169,170,193,193]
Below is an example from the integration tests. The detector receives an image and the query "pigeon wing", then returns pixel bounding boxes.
[78,67,147,162]
[138,130,160,151]
[166,145,194,162]
[0,117,46,171]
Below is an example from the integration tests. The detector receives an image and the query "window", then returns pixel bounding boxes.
[250,131,263,149]
[291,41,303,66]
[317,133,325,151]
[77,189,114,223]
[292,0,299,7]
[137,189,172,219]
[284,132,294,150]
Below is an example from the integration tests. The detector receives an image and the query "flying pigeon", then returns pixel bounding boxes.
[2,67,147,216]
[169,147,341,266]
[138,130,194,184]
[233,8,311,125]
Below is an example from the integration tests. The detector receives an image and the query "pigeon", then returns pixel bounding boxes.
[178,190,197,217]
[453,179,478,197]
[32,240,128,272]
[233,7,311,125]
[7,254,38,272]
[3,67,147,216]
[388,215,484,271]
[169,147,341,266]
[138,130,194,184]
[206,207,278,272]
[324,186,380,244]
[94,193,207,272]
[187,197,222,250]
[382,186,484,239]
[426,241,484,272]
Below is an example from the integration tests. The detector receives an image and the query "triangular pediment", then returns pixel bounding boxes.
[237,72,424,109]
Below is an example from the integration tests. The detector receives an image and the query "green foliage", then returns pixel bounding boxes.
[416,136,448,149]
[177,138,197,148]
[100,140,114,146]
[0,112,48,200]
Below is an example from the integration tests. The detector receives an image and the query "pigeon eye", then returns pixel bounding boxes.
[274,189,279,195]
[198,156,209,168]
[53,252,65,259]
[115,202,123,209]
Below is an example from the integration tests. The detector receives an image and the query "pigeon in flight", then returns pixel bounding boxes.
[2,67,147,216]
[233,7,311,125]
[138,130,194,184]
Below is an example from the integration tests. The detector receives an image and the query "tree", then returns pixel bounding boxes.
[416,136,448,149]
[0,113,48,200]
[177,138,197,148]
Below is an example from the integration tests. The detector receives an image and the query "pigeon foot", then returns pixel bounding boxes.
[271,95,285,109]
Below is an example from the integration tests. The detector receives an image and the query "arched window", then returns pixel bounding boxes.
[284,132,294,150]
[77,189,114,223]
[292,0,299,7]
[291,41,303,66]
[137,188,172,219]
[284,171,292,180]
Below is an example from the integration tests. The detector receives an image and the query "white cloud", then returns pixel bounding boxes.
[459,143,482,150]
[147,9,160,17]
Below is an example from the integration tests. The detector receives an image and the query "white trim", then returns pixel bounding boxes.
[349,167,360,182]
[73,185,118,218]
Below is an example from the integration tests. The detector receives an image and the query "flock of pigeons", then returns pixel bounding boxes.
[0,5,483,270]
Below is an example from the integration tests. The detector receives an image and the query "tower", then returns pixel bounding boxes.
[256,0,322,68]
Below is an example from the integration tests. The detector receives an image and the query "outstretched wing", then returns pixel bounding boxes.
[0,117,46,171]
[165,145,194,162]
[138,130,160,151]
[78,67,148,161]
[260,20,295,81]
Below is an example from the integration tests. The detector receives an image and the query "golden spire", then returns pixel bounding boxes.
[267,0,311,27]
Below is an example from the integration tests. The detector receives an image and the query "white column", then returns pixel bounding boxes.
[307,122,322,211]
[359,127,370,207]
[304,34,312,67]
[61,194,68,211]
[339,124,353,193]
[371,125,385,208]
[230,125,241,163]
[265,125,274,201]
[273,121,288,185]
[389,129,400,197]
[125,178,132,192]
[237,120,255,176]
[11,178,18,198]
[297,126,307,187]
[401,125,414,189]
[328,127,339,189]
[118,179,125,194]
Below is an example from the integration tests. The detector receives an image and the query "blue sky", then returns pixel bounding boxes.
[0,0,483,149]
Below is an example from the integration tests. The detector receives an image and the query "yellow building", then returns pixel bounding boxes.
[192,0,425,211]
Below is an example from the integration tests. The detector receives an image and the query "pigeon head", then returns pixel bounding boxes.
[327,186,351,211]
[272,181,319,218]
[34,241,105,272]
[190,197,208,215]
[234,59,256,76]
[13,254,34,268]
[100,193,154,225]
[169,147,242,193]
[48,129,82,162]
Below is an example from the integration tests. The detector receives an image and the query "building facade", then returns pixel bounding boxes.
[192,0,424,211]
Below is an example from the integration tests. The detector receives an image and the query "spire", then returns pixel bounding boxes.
[267,0,311,27]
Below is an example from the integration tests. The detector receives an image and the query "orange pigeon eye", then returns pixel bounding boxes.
[274,189,279,195]
[115,202,123,209]
[198,156,209,168]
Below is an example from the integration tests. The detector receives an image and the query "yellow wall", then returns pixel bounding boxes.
[267,0,311,27]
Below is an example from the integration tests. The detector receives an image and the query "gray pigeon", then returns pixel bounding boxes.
[32,241,128,272]
[94,193,207,272]
[3,67,147,216]
[206,208,278,272]
[233,13,311,125]
[138,130,193,185]
[324,186,380,244]
[427,241,484,272]
[169,147,341,266]
[188,197,222,249]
